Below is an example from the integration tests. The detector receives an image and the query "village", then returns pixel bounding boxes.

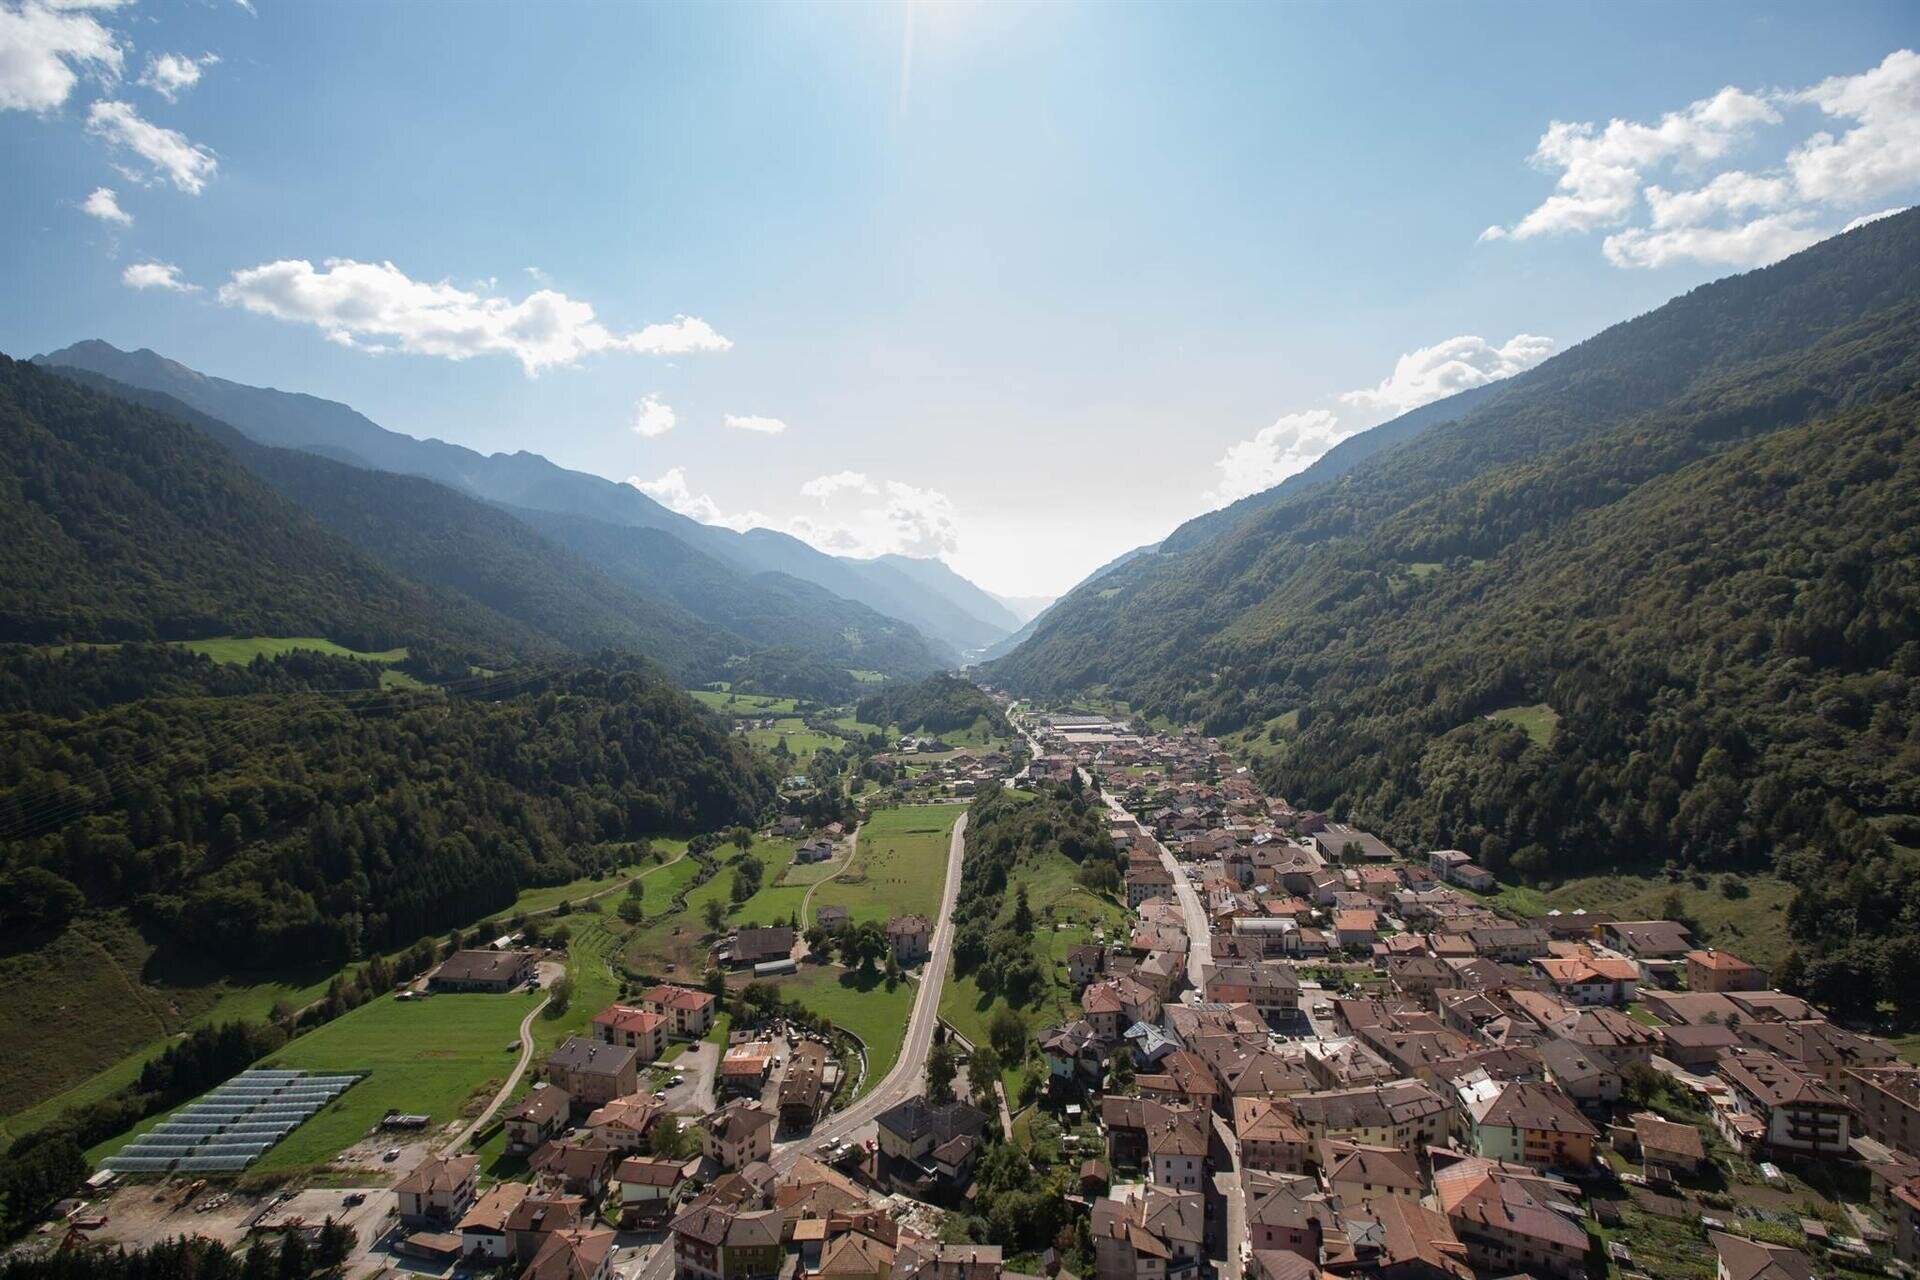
[24,694,1920,1280]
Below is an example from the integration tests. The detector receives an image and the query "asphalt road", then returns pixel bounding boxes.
[629,809,971,1280]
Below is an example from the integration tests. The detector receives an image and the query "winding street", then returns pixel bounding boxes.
[451,992,551,1150]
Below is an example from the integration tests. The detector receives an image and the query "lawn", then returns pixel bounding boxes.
[90,990,540,1175]
[534,915,629,1055]
[176,636,410,665]
[745,719,838,758]
[688,689,801,716]
[847,670,888,684]
[769,964,916,1098]
[1487,702,1561,747]
[812,806,961,927]
[505,840,688,916]
[624,838,796,974]
[1480,872,1797,972]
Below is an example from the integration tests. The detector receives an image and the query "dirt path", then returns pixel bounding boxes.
[797,826,860,937]
[450,992,551,1151]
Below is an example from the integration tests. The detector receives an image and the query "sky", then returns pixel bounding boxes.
[2,1,1917,598]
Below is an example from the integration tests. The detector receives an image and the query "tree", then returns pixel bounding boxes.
[547,972,575,1015]
[730,826,755,852]
[988,1006,1028,1066]
[703,899,728,933]
[617,896,645,924]
[925,1041,958,1104]
[967,1044,1002,1106]
[1107,1045,1135,1094]
[650,1113,695,1159]
[1011,885,1034,935]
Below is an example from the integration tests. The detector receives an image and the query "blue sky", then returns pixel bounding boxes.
[3,1,1917,596]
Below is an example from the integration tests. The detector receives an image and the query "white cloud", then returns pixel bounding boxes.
[1602,213,1823,270]
[626,468,962,561]
[800,470,876,501]
[121,260,195,291]
[1788,49,1920,204]
[1483,50,1920,270]
[86,99,217,193]
[723,413,788,434]
[138,51,216,102]
[630,394,675,438]
[0,0,122,112]
[80,183,129,224]
[1207,330,1555,507]
[218,258,732,375]
[1340,333,1554,415]
[1843,206,1910,233]
[1207,409,1349,506]
[1484,87,1779,241]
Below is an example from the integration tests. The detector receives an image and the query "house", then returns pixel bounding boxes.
[732,927,795,967]
[1537,1038,1620,1107]
[795,838,835,864]
[1290,1080,1450,1149]
[457,1181,530,1261]
[1127,863,1176,910]
[1244,1171,1338,1263]
[1615,1110,1706,1175]
[1465,926,1551,964]
[701,1101,776,1170]
[721,1041,776,1096]
[395,1152,478,1227]
[1453,1075,1598,1171]
[1687,948,1766,992]
[1602,919,1693,960]
[1068,945,1109,989]
[592,1004,668,1061]
[1332,909,1379,950]
[546,1038,640,1116]
[1233,1098,1311,1175]
[1895,1176,1920,1267]
[505,1193,586,1267]
[586,1092,663,1151]
[776,814,805,837]
[1314,824,1398,865]
[1846,1066,1920,1156]
[1330,1194,1472,1280]
[429,948,536,993]
[1201,961,1300,1025]
[816,904,850,933]
[505,1083,572,1153]
[531,1139,620,1199]
[886,915,933,966]
[1320,1140,1423,1202]
[1450,863,1495,892]
[1431,1157,1588,1280]
[670,1204,784,1280]
[1428,851,1471,879]
[875,1096,989,1168]
[778,1041,831,1128]
[1092,1186,1205,1280]
[524,1228,616,1280]
[614,1156,683,1226]
[1708,1230,1813,1280]
[1717,1052,1852,1155]
[1039,1019,1108,1086]
[1547,1006,1659,1069]
[642,984,719,1039]
[1738,1018,1898,1086]
[1136,1049,1220,1113]
[1530,953,1639,1006]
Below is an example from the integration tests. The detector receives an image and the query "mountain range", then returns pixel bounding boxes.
[31,340,1024,671]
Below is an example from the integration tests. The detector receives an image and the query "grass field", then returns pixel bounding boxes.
[768,964,915,1098]
[505,840,688,916]
[812,806,960,927]
[832,714,886,738]
[744,719,838,758]
[177,636,410,665]
[688,689,802,716]
[847,670,888,684]
[1482,871,1796,972]
[1487,702,1561,746]
[88,990,540,1174]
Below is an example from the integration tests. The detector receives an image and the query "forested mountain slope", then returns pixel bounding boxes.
[0,356,532,658]
[507,506,953,676]
[35,341,1012,655]
[988,210,1920,1014]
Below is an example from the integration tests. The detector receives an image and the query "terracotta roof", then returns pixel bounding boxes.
[395,1152,476,1196]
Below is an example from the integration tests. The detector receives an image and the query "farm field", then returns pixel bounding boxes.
[688,689,802,716]
[744,718,838,758]
[88,990,540,1175]
[1487,702,1561,746]
[811,806,961,927]
[1480,872,1796,972]
[768,963,915,1099]
[177,635,410,665]
[505,840,688,916]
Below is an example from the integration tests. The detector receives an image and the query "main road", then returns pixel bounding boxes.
[628,810,970,1280]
